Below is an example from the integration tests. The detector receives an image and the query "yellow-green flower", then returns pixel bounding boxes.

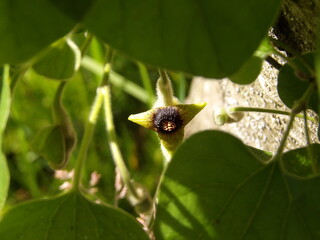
[128,103,206,160]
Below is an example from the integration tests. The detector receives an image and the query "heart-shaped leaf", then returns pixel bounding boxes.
[154,131,320,239]
[0,191,149,240]
[84,0,281,78]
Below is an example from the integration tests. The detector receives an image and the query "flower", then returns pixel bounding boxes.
[128,103,206,160]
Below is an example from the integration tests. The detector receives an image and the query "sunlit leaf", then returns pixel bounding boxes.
[0,0,75,64]
[84,0,281,78]
[154,131,320,239]
[0,191,149,240]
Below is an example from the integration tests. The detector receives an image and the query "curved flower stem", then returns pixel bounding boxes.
[72,88,104,191]
[228,106,318,123]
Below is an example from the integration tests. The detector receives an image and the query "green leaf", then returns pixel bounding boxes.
[228,56,263,84]
[31,125,66,169]
[33,39,81,80]
[0,191,149,240]
[277,64,318,112]
[0,65,10,211]
[154,131,320,239]
[282,144,320,178]
[84,0,281,78]
[0,0,75,64]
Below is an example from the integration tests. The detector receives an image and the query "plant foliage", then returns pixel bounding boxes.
[0,1,319,240]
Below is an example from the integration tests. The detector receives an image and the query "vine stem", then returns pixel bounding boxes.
[100,46,139,200]
[303,109,317,173]
[72,88,104,191]
[101,86,139,199]
[228,106,318,123]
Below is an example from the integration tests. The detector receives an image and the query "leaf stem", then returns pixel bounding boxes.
[137,61,155,107]
[72,88,104,191]
[271,112,296,161]
[228,106,318,123]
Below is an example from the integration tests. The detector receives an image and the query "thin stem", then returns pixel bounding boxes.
[228,106,318,123]
[101,45,114,86]
[102,86,139,199]
[303,109,317,173]
[72,89,104,191]
[157,69,174,106]
[137,61,155,107]
[271,112,296,161]
[265,56,282,70]
[100,46,139,199]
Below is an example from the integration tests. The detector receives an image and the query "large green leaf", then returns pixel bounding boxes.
[0,0,75,64]
[84,0,281,78]
[0,191,149,240]
[154,131,320,239]
[0,66,10,211]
